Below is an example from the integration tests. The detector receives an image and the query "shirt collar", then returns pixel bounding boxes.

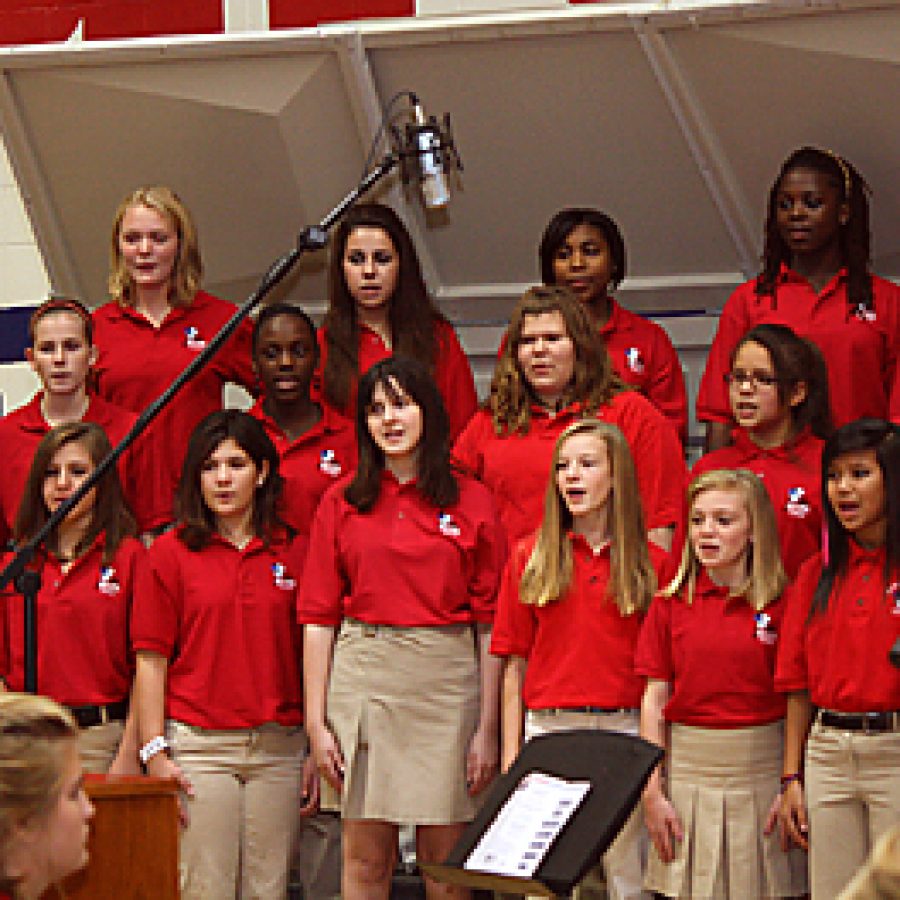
[847,538,886,568]
[569,530,611,558]
[598,297,623,336]
[777,263,848,297]
[730,424,815,461]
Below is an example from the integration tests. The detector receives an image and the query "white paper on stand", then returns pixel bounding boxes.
[464,771,591,878]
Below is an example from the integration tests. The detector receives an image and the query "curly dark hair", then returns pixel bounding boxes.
[758,146,872,313]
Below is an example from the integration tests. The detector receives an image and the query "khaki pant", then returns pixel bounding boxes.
[77,720,125,774]
[525,709,651,900]
[806,718,900,899]
[169,720,305,900]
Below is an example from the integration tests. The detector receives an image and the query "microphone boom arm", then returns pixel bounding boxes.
[0,150,400,691]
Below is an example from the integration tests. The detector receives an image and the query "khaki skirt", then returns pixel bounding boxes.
[645,721,807,899]
[322,620,480,825]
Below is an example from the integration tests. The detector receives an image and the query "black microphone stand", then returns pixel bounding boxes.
[0,152,400,694]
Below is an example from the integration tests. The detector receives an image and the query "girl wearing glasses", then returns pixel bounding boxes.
[689,323,831,579]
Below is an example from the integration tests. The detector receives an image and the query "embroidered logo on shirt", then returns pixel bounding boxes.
[272,562,296,591]
[184,325,207,351]
[97,566,121,596]
[754,612,777,645]
[785,486,811,519]
[625,347,644,373]
[888,582,900,616]
[854,304,876,323]
[438,512,461,537]
[318,449,343,477]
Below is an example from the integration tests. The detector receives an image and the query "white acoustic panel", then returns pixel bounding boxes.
[0,0,895,329]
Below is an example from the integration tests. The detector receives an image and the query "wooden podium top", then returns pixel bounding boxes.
[55,775,181,900]
[82,773,182,798]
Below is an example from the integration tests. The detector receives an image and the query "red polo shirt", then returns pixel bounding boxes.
[0,393,141,541]
[685,427,824,579]
[452,393,684,545]
[491,534,667,710]
[131,529,306,729]
[635,572,788,727]
[247,400,357,536]
[298,471,506,627]
[92,291,256,529]
[697,268,900,429]
[0,536,142,706]
[600,300,688,442]
[315,318,477,440]
[775,545,900,712]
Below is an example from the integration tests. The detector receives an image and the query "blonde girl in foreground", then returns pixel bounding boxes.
[491,420,665,899]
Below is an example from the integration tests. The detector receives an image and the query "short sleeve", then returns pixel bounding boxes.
[466,485,508,624]
[774,556,820,693]
[490,540,537,658]
[297,485,349,627]
[131,537,181,658]
[435,320,479,441]
[634,593,674,682]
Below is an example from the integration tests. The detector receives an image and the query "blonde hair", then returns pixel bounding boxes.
[109,185,202,308]
[665,469,786,611]
[490,286,625,436]
[520,420,656,615]
[0,694,78,893]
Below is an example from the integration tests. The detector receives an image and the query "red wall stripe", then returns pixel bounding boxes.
[0,1,222,46]
[269,0,413,28]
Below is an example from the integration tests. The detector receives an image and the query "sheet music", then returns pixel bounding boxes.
[464,771,591,878]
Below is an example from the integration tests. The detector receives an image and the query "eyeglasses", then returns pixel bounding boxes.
[724,370,780,389]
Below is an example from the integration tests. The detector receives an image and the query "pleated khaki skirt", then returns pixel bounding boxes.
[322,619,480,825]
[645,721,808,899]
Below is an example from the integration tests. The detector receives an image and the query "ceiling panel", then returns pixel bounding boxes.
[0,1,896,325]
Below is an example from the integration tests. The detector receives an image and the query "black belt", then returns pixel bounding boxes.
[819,709,900,733]
[67,699,128,728]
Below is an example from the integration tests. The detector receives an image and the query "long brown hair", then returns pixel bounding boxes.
[520,420,655,614]
[490,286,625,435]
[322,203,445,410]
[13,423,135,565]
[345,357,458,513]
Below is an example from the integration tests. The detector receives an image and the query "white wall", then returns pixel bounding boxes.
[0,137,47,413]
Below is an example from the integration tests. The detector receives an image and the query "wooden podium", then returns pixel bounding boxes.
[58,776,180,899]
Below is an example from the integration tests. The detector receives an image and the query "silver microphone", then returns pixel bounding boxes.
[393,94,462,210]
[411,98,450,209]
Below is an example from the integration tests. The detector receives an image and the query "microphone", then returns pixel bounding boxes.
[392,94,462,210]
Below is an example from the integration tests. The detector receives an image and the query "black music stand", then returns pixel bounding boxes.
[422,730,662,897]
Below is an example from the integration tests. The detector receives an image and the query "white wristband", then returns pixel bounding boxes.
[140,735,170,765]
